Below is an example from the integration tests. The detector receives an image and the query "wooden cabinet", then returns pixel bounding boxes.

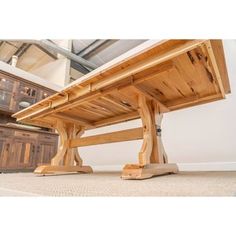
[0,72,55,114]
[0,70,58,172]
[0,125,58,172]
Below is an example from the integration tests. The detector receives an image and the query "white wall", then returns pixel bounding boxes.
[31,58,70,86]
[30,40,72,86]
[0,61,62,91]
[79,40,236,168]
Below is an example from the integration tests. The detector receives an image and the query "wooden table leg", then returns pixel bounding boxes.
[121,95,178,180]
[34,120,93,175]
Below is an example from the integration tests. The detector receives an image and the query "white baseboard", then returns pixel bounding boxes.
[178,162,236,171]
[92,162,236,172]
[93,165,123,171]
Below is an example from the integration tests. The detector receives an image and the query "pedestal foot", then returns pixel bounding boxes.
[34,120,93,176]
[121,163,178,180]
[34,165,93,175]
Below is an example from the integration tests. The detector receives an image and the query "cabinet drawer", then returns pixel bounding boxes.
[39,134,58,142]
[0,127,13,137]
[14,131,38,139]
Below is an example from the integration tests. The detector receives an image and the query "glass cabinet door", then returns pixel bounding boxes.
[42,91,50,99]
[39,89,53,101]
[0,90,12,109]
[0,77,14,92]
[19,84,37,97]
[0,77,14,111]
[17,83,38,111]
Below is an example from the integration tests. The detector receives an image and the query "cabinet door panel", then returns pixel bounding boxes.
[16,83,38,111]
[0,76,16,112]
[11,139,36,169]
[0,139,3,168]
[0,139,14,169]
[0,139,11,169]
[38,89,54,101]
[0,76,14,92]
[0,90,12,109]
[37,142,57,166]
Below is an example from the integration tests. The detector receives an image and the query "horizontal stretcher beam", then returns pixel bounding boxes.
[69,127,143,148]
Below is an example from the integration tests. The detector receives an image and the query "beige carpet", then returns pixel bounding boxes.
[0,171,236,196]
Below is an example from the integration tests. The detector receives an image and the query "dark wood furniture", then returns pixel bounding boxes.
[0,70,55,114]
[0,124,58,172]
[0,69,59,172]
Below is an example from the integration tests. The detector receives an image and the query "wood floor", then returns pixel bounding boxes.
[0,171,236,196]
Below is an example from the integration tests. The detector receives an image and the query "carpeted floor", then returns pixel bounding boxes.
[0,171,236,196]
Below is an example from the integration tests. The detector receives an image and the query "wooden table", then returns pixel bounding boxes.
[13,40,230,179]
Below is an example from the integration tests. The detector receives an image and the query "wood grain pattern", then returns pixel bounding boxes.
[0,125,58,171]
[70,127,143,148]
[33,120,93,175]
[11,39,230,179]
[13,40,230,129]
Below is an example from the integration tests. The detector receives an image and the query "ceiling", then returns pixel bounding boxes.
[0,39,146,83]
